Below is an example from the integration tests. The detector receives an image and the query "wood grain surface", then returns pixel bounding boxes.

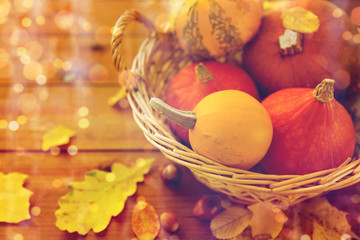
[0,0,360,239]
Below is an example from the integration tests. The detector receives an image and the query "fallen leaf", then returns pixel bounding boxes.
[108,86,127,107]
[248,201,288,239]
[312,221,343,240]
[297,197,351,234]
[0,172,33,223]
[55,158,154,235]
[42,125,76,151]
[210,205,252,239]
[282,7,320,33]
[131,199,160,240]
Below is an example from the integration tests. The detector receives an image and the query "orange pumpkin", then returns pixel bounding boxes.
[243,0,358,97]
[150,90,273,169]
[170,0,263,59]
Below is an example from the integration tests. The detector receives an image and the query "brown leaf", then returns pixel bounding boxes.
[248,201,288,239]
[210,205,252,239]
[312,221,343,240]
[131,199,160,240]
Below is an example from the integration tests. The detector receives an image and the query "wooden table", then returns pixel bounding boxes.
[0,1,359,240]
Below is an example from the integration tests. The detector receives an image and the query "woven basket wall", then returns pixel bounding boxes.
[111,9,360,206]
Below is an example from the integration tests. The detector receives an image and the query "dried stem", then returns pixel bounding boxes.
[149,98,197,129]
[195,63,213,83]
[279,29,304,56]
[313,79,335,103]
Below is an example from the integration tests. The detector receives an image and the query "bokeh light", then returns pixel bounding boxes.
[332,8,343,18]
[54,10,74,30]
[67,145,78,156]
[35,16,45,25]
[31,206,41,216]
[0,48,9,68]
[17,115,27,125]
[25,41,43,60]
[21,17,32,28]
[78,118,90,129]
[13,233,23,240]
[78,106,89,117]
[0,120,7,129]
[52,178,63,188]
[8,121,19,131]
[351,7,360,26]
[105,172,116,182]
[23,61,42,80]
[342,31,353,41]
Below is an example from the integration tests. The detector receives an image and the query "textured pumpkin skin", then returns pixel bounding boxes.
[243,0,358,96]
[189,90,273,169]
[260,88,355,175]
[170,0,263,59]
[165,61,260,145]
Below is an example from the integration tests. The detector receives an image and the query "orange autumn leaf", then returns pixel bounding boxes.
[131,199,160,240]
[282,7,320,33]
[248,201,288,239]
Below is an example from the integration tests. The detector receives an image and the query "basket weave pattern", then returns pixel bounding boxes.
[111,9,360,206]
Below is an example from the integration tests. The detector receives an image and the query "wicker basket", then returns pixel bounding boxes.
[111,9,360,206]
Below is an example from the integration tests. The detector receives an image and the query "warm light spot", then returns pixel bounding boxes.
[0,0,11,21]
[54,10,74,30]
[119,99,129,109]
[14,0,32,12]
[351,7,360,26]
[342,31,353,41]
[17,115,27,125]
[21,17,32,27]
[351,194,360,204]
[36,74,47,85]
[95,25,112,45]
[9,121,19,131]
[89,64,108,82]
[333,70,351,89]
[0,120,8,129]
[13,233,23,240]
[23,61,42,80]
[136,158,146,168]
[105,172,116,182]
[81,20,92,32]
[0,48,9,68]
[25,40,43,60]
[50,146,61,156]
[62,61,72,71]
[17,46,27,56]
[341,234,352,240]
[52,178,62,188]
[78,106,89,117]
[67,145,78,156]
[78,118,90,129]
[353,34,360,44]
[31,206,41,216]
[332,8,343,18]
[36,16,45,25]
[13,83,24,93]
[38,88,49,101]
[300,234,311,240]
[136,200,147,210]
[20,54,31,65]
[54,58,63,68]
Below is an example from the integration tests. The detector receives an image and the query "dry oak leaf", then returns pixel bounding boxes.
[282,7,320,33]
[312,220,345,240]
[42,125,76,151]
[0,172,33,223]
[55,158,154,235]
[131,200,160,240]
[210,205,253,239]
[248,201,288,239]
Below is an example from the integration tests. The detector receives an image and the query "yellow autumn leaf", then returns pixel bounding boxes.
[282,7,320,33]
[108,86,127,107]
[55,158,154,235]
[248,201,288,239]
[0,172,33,223]
[210,205,253,239]
[42,125,76,151]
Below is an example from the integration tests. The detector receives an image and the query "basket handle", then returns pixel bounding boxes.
[111,9,156,72]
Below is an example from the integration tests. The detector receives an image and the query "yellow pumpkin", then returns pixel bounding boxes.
[150,90,273,169]
[169,0,264,59]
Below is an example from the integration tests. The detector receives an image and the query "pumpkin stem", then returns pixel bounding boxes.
[279,29,304,56]
[149,98,197,129]
[195,63,213,83]
[313,79,335,103]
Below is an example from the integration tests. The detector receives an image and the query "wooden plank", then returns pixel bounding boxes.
[0,85,155,151]
[0,151,215,240]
